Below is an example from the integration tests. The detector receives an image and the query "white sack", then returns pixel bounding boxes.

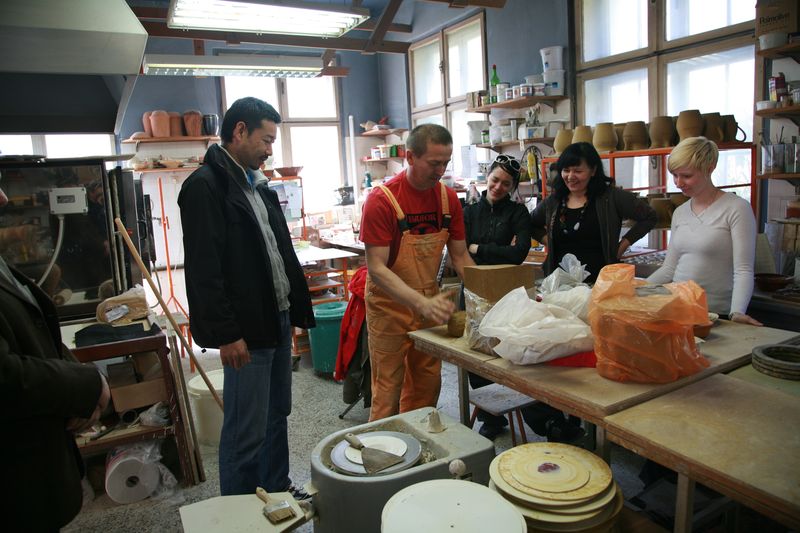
[541,285,592,322]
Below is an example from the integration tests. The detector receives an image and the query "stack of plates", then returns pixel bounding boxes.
[488,443,623,532]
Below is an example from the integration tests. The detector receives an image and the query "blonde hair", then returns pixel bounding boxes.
[667,136,718,175]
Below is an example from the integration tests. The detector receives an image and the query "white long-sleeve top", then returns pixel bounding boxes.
[647,192,756,316]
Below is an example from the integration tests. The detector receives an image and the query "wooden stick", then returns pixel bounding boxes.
[114,217,223,411]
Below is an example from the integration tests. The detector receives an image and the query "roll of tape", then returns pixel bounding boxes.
[105,449,160,504]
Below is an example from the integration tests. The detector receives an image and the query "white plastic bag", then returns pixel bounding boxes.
[540,254,590,295]
[541,285,592,322]
[478,287,594,365]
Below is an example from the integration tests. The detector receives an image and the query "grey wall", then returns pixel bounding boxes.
[339,51,383,134]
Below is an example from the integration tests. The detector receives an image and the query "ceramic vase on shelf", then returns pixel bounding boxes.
[676,110,703,141]
[183,110,203,137]
[203,114,219,136]
[149,110,170,138]
[649,116,675,148]
[592,123,617,153]
[622,121,648,150]
[142,111,153,137]
[614,123,626,150]
[701,112,724,143]
[572,125,593,144]
[168,111,184,137]
[721,115,746,142]
[553,128,573,154]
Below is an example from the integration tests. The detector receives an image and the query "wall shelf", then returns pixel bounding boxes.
[477,138,554,150]
[364,157,405,163]
[757,173,800,181]
[755,105,800,126]
[756,42,800,63]
[360,128,407,138]
[121,136,220,149]
[468,95,568,113]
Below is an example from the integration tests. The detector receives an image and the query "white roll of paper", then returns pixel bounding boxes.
[104,449,160,504]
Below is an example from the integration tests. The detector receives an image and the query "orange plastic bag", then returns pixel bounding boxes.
[588,264,710,383]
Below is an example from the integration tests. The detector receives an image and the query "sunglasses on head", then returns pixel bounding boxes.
[494,154,521,174]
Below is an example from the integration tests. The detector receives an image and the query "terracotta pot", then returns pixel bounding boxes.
[676,110,704,141]
[649,196,674,229]
[168,111,184,137]
[149,110,170,138]
[183,110,203,137]
[553,129,573,154]
[142,111,153,136]
[622,121,649,150]
[721,115,746,142]
[592,123,617,153]
[668,191,689,208]
[572,125,593,144]
[614,123,626,150]
[649,116,675,148]
[701,112,724,143]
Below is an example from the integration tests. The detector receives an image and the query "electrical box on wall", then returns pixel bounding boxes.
[48,187,88,215]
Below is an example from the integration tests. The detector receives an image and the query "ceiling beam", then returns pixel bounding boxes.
[356,19,413,33]
[364,0,404,54]
[423,0,507,7]
[140,21,410,54]
[321,49,336,66]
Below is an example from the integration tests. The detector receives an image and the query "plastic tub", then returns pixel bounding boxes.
[540,46,564,71]
[309,301,348,373]
[187,369,225,446]
[543,69,565,95]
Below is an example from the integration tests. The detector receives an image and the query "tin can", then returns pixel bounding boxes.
[519,83,533,97]
[512,85,521,99]
[481,130,489,144]
[504,87,514,100]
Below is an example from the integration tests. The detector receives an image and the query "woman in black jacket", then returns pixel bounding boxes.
[463,155,531,440]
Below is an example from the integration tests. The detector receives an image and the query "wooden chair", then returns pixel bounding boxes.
[468,383,538,446]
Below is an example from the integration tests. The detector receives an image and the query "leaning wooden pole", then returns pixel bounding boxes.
[114,218,223,411]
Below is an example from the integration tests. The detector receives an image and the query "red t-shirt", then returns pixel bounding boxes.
[360,169,465,268]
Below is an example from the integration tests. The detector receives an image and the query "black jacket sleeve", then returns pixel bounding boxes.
[476,203,532,264]
[529,198,551,243]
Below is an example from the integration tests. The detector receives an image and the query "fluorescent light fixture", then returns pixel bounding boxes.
[142,54,323,77]
[167,0,370,38]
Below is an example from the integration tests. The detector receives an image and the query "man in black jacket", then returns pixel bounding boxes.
[0,179,110,530]
[178,97,314,497]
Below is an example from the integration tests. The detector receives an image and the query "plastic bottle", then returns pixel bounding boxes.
[490,64,500,104]
[467,182,480,204]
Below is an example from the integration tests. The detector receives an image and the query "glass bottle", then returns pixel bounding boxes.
[490,64,500,104]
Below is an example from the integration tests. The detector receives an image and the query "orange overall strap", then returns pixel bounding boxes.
[378,184,410,233]
[439,182,452,229]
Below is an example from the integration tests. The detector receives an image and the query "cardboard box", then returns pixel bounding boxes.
[756,0,799,36]
[110,379,167,413]
[463,264,537,303]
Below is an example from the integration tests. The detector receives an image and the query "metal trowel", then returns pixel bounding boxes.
[343,433,404,474]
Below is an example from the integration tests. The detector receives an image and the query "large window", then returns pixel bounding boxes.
[0,134,115,159]
[409,13,487,178]
[223,75,343,214]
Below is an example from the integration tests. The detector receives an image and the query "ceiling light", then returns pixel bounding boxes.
[167,0,371,38]
[142,54,323,77]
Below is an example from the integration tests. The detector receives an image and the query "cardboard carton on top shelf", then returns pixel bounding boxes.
[463,264,537,303]
[110,380,167,414]
[756,0,799,36]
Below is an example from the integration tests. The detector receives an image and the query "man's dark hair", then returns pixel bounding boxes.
[551,142,612,200]
[220,97,282,143]
[406,124,452,157]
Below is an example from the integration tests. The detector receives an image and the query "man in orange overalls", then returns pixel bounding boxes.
[360,124,475,421]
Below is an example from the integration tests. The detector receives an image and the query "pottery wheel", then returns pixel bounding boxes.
[494,443,612,502]
[330,431,421,476]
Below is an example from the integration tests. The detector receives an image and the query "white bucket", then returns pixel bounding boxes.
[188,369,225,446]
[540,46,564,72]
[543,69,565,96]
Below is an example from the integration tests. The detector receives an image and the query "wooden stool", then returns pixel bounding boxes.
[468,383,537,446]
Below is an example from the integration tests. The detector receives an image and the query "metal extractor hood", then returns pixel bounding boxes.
[0,0,147,75]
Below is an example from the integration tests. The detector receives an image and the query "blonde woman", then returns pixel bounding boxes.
[647,136,761,325]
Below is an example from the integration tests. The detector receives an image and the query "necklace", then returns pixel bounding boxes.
[560,196,589,234]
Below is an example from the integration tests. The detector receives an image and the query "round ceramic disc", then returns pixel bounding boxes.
[488,480,606,523]
[330,431,421,476]
[506,451,590,494]
[344,435,408,465]
[492,444,612,502]
[518,486,624,532]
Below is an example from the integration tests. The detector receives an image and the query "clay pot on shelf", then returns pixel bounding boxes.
[142,111,153,136]
[721,115,746,142]
[622,121,649,150]
[592,123,617,153]
[614,123,626,150]
[149,110,170,137]
[553,129,573,155]
[676,110,703,141]
[183,110,203,137]
[202,114,219,136]
[168,111,184,137]
[649,116,675,148]
[648,194,674,229]
[702,112,724,143]
[572,125,593,144]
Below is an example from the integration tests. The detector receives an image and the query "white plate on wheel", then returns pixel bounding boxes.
[344,435,408,465]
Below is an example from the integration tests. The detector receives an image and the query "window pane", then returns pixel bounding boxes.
[584,68,649,124]
[0,135,34,156]
[582,0,647,62]
[449,108,489,178]
[224,76,279,111]
[446,20,483,98]
[414,114,444,127]
[286,76,337,118]
[289,125,342,214]
[666,0,753,41]
[411,40,442,108]
[666,45,754,141]
[44,134,114,158]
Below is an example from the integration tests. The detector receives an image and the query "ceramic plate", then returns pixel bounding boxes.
[344,435,408,465]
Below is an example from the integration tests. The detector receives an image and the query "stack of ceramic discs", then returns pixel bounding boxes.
[488,443,623,532]
[752,344,800,380]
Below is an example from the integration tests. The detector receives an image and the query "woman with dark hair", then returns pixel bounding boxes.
[463,154,531,440]
[530,142,656,283]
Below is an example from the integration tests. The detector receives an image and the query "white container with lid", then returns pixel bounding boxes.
[540,46,564,71]
[188,369,225,445]
[543,69,565,95]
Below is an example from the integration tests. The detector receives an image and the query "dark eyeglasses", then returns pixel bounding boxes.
[494,154,521,174]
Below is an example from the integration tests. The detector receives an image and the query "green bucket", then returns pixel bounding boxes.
[309,301,348,373]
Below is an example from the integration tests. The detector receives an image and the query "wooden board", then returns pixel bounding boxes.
[728,364,800,398]
[180,493,308,532]
[604,374,800,529]
[410,321,797,424]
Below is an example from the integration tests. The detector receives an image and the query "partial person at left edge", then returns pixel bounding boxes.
[0,174,111,530]
[178,97,315,499]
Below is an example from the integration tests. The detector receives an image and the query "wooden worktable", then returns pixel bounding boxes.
[604,373,800,531]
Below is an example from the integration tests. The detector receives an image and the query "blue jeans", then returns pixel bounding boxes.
[219,311,292,495]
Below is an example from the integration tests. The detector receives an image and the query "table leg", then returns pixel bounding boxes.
[457,366,470,426]
[594,425,611,463]
[675,473,696,533]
